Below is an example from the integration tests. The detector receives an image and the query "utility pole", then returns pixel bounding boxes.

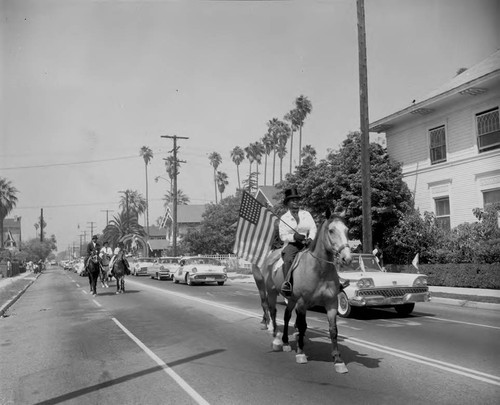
[357,0,372,253]
[101,210,114,226]
[87,221,96,238]
[161,134,188,257]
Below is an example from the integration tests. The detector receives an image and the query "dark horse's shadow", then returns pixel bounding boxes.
[96,290,141,296]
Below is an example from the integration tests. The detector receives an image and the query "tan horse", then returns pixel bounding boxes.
[260,214,352,373]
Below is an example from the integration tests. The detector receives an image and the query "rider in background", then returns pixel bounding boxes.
[85,235,100,270]
[99,240,113,273]
[108,241,131,276]
[279,188,317,297]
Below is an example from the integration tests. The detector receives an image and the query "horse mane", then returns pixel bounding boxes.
[308,215,345,252]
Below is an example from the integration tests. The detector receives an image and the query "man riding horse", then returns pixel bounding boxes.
[85,235,101,271]
[279,188,317,297]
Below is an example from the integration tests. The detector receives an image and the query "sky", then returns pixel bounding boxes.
[1,0,499,254]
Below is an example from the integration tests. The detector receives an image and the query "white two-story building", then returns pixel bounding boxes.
[370,50,500,230]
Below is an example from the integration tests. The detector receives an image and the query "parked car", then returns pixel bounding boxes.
[173,256,227,286]
[150,257,179,280]
[131,257,156,276]
[337,254,430,317]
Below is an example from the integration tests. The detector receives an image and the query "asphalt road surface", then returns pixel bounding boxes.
[1,267,499,405]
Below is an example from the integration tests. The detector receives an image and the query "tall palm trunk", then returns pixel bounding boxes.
[299,125,303,166]
[145,164,149,237]
[272,150,277,185]
[236,165,241,190]
[248,162,252,192]
[264,154,268,186]
[213,168,218,203]
[289,130,294,174]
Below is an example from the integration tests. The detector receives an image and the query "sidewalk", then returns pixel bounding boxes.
[0,271,40,317]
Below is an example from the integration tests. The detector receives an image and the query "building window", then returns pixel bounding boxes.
[429,125,447,164]
[476,107,500,152]
[483,189,500,206]
[435,197,450,230]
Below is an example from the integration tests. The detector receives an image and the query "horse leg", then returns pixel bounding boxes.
[295,310,308,364]
[325,305,348,373]
[252,264,270,329]
[282,305,295,352]
[92,271,98,296]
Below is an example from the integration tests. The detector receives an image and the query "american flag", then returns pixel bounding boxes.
[233,191,277,268]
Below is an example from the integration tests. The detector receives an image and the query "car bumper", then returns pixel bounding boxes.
[350,288,431,307]
[189,274,227,283]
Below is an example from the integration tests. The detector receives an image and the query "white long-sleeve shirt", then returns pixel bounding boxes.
[279,209,317,245]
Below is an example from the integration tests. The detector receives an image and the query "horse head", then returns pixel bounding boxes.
[322,211,352,265]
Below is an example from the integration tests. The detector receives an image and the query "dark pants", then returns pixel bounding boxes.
[282,242,303,281]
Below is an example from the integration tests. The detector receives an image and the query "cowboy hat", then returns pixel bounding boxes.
[91,235,98,240]
[283,188,301,205]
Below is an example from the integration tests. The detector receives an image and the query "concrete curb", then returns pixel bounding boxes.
[430,296,500,311]
[0,273,40,317]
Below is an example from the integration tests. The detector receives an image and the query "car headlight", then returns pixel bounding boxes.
[413,276,427,287]
[191,267,197,273]
[356,278,374,288]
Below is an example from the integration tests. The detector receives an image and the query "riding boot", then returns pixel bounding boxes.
[281,264,293,297]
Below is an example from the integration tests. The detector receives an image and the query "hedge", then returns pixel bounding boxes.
[385,263,500,289]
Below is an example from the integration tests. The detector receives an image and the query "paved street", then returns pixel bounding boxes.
[1,266,499,405]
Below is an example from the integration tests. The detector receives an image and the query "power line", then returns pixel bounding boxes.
[0,155,137,170]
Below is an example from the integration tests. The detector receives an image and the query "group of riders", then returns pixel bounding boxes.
[84,235,131,280]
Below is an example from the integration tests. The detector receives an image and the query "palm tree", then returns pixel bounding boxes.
[244,144,256,192]
[242,172,258,194]
[102,211,146,249]
[0,177,18,247]
[295,95,313,166]
[301,144,317,166]
[119,190,147,234]
[164,155,177,196]
[163,189,190,207]
[139,146,153,237]
[208,152,222,203]
[284,108,301,174]
[277,143,288,182]
[216,171,229,200]
[261,133,274,186]
[251,141,265,190]
[230,146,245,190]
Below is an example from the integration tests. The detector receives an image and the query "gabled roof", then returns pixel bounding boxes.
[2,218,21,230]
[164,205,206,224]
[255,186,281,207]
[370,49,500,132]
[148,225,166,237]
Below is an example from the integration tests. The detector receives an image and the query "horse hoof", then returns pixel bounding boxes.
[116,292,119,294]
[272,342,283,351]
[283,344,292,352]
[334,362,348,374]
[296,354,308,364]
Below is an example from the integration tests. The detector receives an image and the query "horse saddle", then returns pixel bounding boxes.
[272,250,306,281]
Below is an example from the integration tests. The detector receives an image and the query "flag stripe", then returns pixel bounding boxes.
[233,191,277,268]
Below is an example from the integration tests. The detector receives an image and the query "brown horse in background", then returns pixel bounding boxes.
[111,250,127,294]
[259,214,352,373]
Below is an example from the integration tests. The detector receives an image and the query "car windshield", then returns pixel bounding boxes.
[185,257,222,266]
[338,255,383,273]
[160,258,178,264]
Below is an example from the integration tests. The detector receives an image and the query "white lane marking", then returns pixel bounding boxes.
[92,300,102,307]
[423,316,500,330]
[81,290,87,295]
[111,318,210,405]
[128,279,500,386]
[343,336,500,386]
[76,284,80,288]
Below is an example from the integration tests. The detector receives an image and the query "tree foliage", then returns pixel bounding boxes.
[180,193,241,255]
[281,132,413,246]
[0,177,19,247]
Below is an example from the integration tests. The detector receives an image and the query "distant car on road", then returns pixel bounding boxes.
[337,253,430,317]
[131,257,156,276]
[150,257,179,280]
[173,256,227,286]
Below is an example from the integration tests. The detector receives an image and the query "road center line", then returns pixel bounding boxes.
[92,299,101,307]
[111,317,210,405]
[423,316,500,330]
[127,279,500,387]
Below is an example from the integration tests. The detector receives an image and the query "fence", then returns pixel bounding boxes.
[187,254,252,271]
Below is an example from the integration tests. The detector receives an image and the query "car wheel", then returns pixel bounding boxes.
[337,291,352,318]
[186,274,192,286]
[395,303,415,316]
[217,281,224,286]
